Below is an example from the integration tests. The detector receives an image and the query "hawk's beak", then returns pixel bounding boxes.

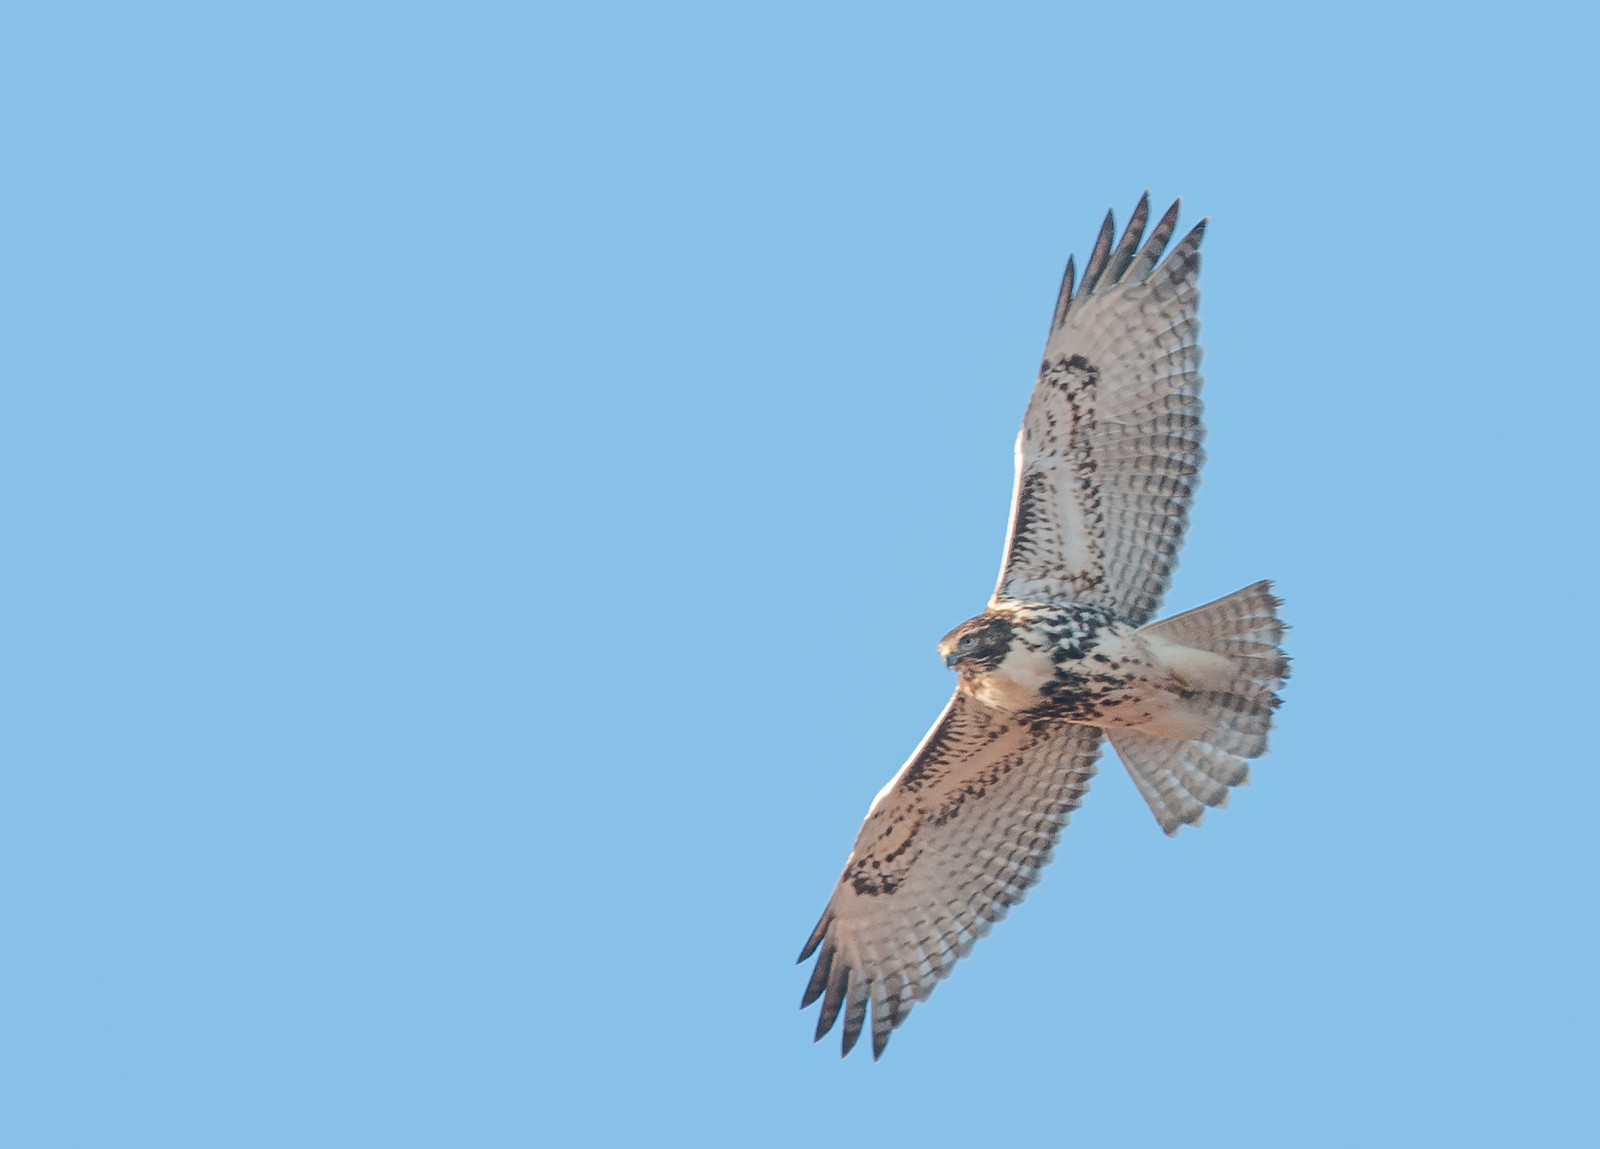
[943,650,959,668]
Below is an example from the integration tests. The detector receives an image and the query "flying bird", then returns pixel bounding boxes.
[799,194,1290,1060]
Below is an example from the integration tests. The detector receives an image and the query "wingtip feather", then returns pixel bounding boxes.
[1050,254,1076,331]
[840,1023,862,1058]
[814,963,848,1041]
[799,941,834,1008]
[1149,216,1206,287]
[1127,197,1183,283]
[797,909,832,962]
[1103,192,1151,287]
[1076,209,1118,297]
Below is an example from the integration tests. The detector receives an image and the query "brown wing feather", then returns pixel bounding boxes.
[994,196,1207,624]
[799,694,1104,1058]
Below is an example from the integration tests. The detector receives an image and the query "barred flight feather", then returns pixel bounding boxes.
[996,193,1208,624]
[799,694,1102,1059]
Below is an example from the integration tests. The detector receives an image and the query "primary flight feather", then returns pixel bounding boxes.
[799,194,1290,1060]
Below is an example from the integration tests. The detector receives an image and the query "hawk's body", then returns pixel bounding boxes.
[800,195,1290,1059]
[946,601,1236,738]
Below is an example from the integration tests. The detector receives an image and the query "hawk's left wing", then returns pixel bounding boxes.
[798,692,1104,1059]
[993,194,1207,625]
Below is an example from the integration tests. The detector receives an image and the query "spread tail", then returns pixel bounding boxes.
[1111,581,1289,835]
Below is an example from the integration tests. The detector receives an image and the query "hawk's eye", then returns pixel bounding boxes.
[958,634,977,652]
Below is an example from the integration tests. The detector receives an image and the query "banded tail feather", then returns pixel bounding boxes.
[1113,581,1290,834]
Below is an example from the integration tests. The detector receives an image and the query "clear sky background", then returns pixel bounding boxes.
[6,2,1598,1146]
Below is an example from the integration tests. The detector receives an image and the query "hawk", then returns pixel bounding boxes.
[799,194,1290,1059]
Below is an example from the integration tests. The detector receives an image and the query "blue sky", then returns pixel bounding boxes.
[6,2,1598,1145]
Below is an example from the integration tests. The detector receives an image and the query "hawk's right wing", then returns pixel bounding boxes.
[798,693,1104,1059]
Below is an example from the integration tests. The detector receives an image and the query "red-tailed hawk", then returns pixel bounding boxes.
[800,194,1290,1059]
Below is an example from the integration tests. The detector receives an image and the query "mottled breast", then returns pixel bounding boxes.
[960,601,1121,715]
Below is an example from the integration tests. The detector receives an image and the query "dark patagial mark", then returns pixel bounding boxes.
[1011,353,1105,598]
[1009,473,1049,554]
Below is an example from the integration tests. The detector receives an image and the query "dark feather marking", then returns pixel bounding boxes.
[1001,353,1106,599]
[1127,198,1182,283]
[797,909,832,962]
[800,941,834,1007]
[1156,220,1206,286]
[1008,472,1049,561]
[815,963,848,1041]
[872,1023,891,1061]
[1101,192,1150,287]
[1050,254,1076,331]
[1077,209,1118,297]
[840,981,868,1057]
[884,975,907,1026]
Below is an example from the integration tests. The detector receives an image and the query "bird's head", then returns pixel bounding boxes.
[937,613,1015,672]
